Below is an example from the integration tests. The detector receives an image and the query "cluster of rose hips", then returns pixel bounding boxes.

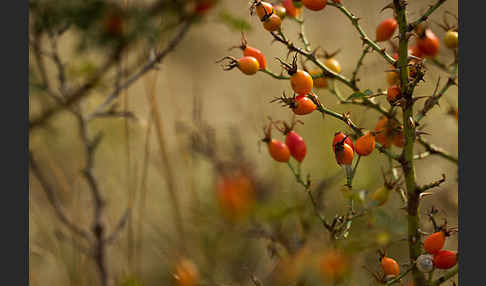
[251,0,344,33]
[416,226,457,272]
[214,2,459,285]
[261,118,307,163]
[379,14,458,102]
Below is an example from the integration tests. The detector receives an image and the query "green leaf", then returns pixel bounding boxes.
[218,11,252,32]
[346,89,372,100]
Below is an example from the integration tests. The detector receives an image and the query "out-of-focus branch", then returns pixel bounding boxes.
[29,152,92,242]
[29,45,124,131]
[87,19,194,120]
[105,209,130,244]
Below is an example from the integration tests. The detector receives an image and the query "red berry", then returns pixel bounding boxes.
[417,29,440,57]
[381,256,400,277]
[103,11,124,37]
[433,250,457,269]
[408,45,424,59]
[285,131,307,162]
[195,0,215,14]
[424,231,446,255]
[174,258,199,286]
[355,132,375,156]
[290,70,314,95]
[262,13,282,32]
[254,1,274,20]
[293,95,317,115]
[217,56,260,75]
[333,132,354,151]
[376,18,398,42]
[387,85,402,104]
[334,142,354,166]
[217,171,255,220]
[282,0,301,18]
[268,139,291,162]
[243,46,267,70]
[301,0,327,11]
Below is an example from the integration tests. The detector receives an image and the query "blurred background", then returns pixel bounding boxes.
[29,0,458,285]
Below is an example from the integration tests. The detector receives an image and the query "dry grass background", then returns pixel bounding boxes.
[29,0,458,285]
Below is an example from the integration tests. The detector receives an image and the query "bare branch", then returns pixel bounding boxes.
[87,19,193,120]
[328,2,396,65]
[418,174,446,193]
[408,0,448,31]
[105,208,130,244]
[29,152,92,242]
[417,137,458,164]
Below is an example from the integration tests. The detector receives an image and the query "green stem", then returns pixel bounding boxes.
[328,2,396,65]
[271,31,359,91]
[351,155,362,182]
[351,47,370,85]
[429,265,458,286]
[298,16,311,52]
[408,0,448,31]
[428,58,452,74]
[386,266,414,285]
[415,64,457,123]
[261,68,290,79]
[417,137,458,164]
[261,68,328,80]
[428,269,435,284]
[393,0,426,285]
[307,95,401,161]
[287,162,332,231]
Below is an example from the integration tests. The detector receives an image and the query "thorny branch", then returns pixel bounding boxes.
[351,46,371,86]
[418,173,446,193]
[416,64,458,123]
[429,265,458,286]
[417,137,458,164]
[328,2,396,65]
[392,0,427,284]
[286,162,367,242]
[408,0,448,32]
[270,31,359,91]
